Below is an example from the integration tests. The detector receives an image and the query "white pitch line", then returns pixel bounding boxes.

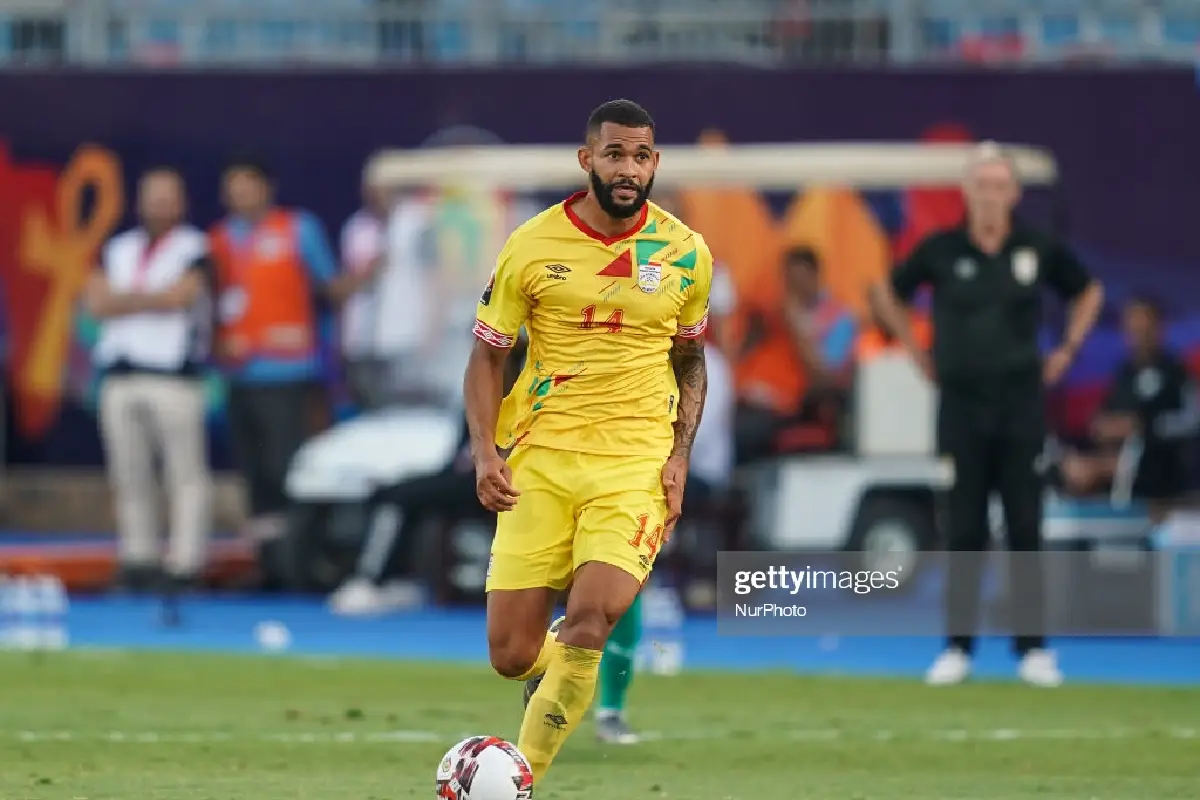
[8,728,1197,745]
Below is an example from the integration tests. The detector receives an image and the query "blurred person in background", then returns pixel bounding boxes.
[373,185,441,405]
[734,245,856,462]
[210,154,373,588]
[327,335,529,616]
[1057,295,1196,520]
[870,141,1103,687]
[327,419,474,615]
[339,172,390,409]
[87,167,213,594]
[688,255,738,502]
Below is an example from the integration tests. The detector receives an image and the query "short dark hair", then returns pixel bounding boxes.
[223,151,273,182]
[1126,292,1164,320]
[784,245,820,273]
[586,99,655,141]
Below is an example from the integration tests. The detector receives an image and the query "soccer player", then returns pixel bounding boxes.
[463,98,712,783]
[594,595,641,743]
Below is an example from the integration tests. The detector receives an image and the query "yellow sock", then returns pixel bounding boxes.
[516,642,602,782]
[513,630,557,682]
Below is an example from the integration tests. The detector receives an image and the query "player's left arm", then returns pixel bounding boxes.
[669,239,714,460]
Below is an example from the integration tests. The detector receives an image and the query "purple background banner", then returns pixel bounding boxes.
[0,67,1195,465]
[0,68,1195,270]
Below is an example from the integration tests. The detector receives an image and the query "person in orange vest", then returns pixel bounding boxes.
[210,154,376,588]
[734,245,857,462]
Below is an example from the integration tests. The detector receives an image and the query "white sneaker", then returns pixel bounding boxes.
[1017,649,1063,687]
[328,578,422,616]
[595,711,640,745]
[925,648,972,686]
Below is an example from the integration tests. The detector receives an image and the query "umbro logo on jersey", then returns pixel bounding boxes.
[545,263,570,281]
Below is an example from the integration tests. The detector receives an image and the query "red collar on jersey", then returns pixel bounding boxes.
[563,190,648,246]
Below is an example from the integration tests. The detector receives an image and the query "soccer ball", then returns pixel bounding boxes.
[435,735,534,800]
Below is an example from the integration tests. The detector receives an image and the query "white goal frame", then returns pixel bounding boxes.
[365,141,1059,192]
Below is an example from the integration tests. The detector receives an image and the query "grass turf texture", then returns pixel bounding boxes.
[0,651,1195,799]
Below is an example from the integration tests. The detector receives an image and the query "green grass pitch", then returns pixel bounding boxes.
[0,651,1196,799]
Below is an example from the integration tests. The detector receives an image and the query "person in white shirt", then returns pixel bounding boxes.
[339,176,389,409]
[370,189,440,404]
[85,167,213,595]
[689,259,738,496]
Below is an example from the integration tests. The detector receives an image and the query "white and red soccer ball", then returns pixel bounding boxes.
[436,735,534,800]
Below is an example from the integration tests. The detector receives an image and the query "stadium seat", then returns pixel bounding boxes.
[1040,13,1082,48]
[1162,11,1200,47]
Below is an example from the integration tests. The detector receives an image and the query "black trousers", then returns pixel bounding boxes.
[938,381,1046,656]
[734,388,846,464]
[227,381,316,517]
[356,469,480,583]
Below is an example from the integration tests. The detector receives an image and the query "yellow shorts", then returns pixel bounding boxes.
[485,445,669,592]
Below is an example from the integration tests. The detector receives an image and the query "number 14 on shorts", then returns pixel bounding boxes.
[628,513,664,558]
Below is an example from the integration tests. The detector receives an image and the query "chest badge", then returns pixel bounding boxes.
[954,257,976,280]
[637,260,663,293]
[1136,367,1161,400]
[1012,248,1038,285]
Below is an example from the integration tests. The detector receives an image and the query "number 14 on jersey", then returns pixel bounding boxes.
[580,304,624,333]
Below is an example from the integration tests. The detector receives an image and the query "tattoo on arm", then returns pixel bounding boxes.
[669,337,707,459]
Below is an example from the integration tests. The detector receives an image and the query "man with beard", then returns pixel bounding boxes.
[463,98,712,785]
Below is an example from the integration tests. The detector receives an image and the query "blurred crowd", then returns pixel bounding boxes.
[87,147,1198,611]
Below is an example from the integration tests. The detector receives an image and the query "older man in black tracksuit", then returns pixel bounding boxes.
[870,142,1104,687]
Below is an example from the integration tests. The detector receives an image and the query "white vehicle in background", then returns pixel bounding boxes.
[281,406,461,592]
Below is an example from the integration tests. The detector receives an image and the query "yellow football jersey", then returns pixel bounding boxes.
[474,191,713,458]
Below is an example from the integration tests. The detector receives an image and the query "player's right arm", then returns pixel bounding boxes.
[866,234,937,380]
[464,237,530,512]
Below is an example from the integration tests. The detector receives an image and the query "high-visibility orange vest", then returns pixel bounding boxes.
[735,297,856,415]
[209,209,316,366]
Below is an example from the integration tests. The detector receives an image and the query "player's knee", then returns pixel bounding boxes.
[487,633,543,679]
[557,603,618,651]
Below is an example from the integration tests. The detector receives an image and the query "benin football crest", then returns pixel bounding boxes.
[637,260,662,293]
